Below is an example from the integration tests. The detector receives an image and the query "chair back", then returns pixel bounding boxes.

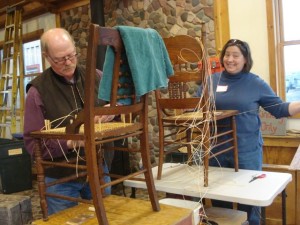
[164,35,205,99]
[66,26,145,135]
[155,35,205,116]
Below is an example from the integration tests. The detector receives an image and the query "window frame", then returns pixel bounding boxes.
[267,0,300,118]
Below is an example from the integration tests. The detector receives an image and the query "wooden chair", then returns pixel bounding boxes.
[30,24,160,225]
[155,34,239,186]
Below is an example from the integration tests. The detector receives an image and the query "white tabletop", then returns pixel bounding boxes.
[124,163,292,206]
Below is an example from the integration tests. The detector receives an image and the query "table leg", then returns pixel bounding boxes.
[262,189,286,225]
[261,207,266,225]
[282,189,287,225]
[130,187,136,198]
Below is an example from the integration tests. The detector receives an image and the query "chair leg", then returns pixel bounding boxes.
[85,143,109,225]
[140,133,160,211]
[186,128,192,165]
[89,180,108,225]
[157,153,164,180]
[231,116,239,172]
[203,121,211,187]
[34,139,49,221]
[157,125,165,180]
[96,146,107,195]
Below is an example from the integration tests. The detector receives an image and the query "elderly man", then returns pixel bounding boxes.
[24,28,113,215]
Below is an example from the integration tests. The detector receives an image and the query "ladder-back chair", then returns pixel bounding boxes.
[155,34,239,186]
[30,24,160,225]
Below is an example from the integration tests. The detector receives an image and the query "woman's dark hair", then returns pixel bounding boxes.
[219,39,253,73]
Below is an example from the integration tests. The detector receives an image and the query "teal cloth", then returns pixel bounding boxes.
[98,26,174,103]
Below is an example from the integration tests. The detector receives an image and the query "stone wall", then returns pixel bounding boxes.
[59,0,216,168]
[104,0,216,55]
[60,5,91,68]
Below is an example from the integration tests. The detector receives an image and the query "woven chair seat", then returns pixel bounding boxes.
[39,122,136,134]
[163,111,224,122]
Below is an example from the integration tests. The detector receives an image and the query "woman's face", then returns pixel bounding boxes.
[223,45,246,74]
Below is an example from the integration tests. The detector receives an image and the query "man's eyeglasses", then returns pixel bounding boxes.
[47,52,78,65]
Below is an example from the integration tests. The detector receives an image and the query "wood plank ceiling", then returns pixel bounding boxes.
[0,0,90,29]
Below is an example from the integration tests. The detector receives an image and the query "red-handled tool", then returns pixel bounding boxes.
[249,174,266,183]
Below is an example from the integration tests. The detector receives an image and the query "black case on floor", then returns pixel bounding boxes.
[0,138,32,194]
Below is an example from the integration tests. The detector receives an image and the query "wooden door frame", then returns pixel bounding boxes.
[213,0,230,56]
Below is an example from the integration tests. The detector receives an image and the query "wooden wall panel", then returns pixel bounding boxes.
[213,0,230,55]
[297,171,300,224]
[263,135,300,165]
[263,135,300,224]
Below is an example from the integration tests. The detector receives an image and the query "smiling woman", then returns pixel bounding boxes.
[220,39,251,74]
[195,38,300,225]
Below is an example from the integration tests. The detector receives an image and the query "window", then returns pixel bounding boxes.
[271,0,300,103]
[23,40,43,90]
[281,0,300,102]
[0,30,43,110]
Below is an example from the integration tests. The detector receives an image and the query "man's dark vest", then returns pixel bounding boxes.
[27,66,100,128]
[27,66,100,179]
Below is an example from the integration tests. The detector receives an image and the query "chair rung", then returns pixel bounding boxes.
[102,168,147,189]
[4,39,14,44]
[2,56,13,61]
[0,106,11,110]
[41,160,87,170]
[0,90,11,94]
[211,146,234,158]
[212,138,234,149]
[0,123,11,127]
[45,192,91,205]
[5,24,15,29]
[0,73,13,78]
[163,145,184,153]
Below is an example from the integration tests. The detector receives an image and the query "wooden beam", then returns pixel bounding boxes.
[55,0,89,13]
[0,0,89,29]
[266,0,277,93]
[213,0,230,55]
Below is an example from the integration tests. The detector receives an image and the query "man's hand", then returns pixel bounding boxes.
[67,140,85,149]
[95,115,115,123]
[94,104,115,123]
